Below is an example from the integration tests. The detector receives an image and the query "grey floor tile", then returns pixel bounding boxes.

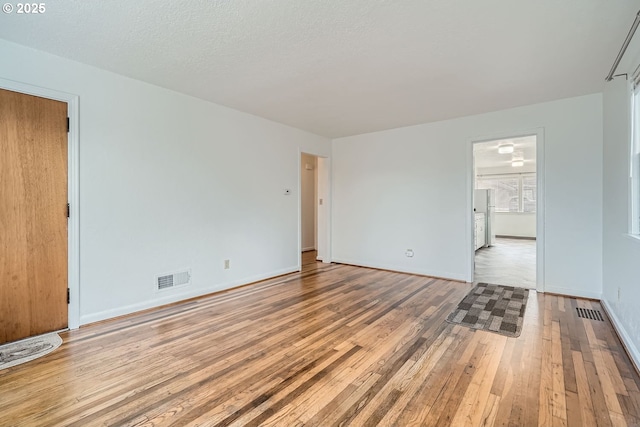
[474,238,536,289]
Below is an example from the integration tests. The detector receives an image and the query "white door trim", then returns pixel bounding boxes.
[467,128,545,293]
[0,78,80,330]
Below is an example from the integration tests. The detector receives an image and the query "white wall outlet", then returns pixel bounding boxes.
[224,259,230,269]
[405,249,414,257]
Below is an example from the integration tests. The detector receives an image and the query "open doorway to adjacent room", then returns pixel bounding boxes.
[472,135,537,289]
[300,152,321,272]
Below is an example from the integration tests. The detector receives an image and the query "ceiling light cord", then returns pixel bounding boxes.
[606,9,640,82]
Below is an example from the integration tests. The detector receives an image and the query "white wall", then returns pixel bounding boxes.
[301,153,317,251]
[332,94,603,298]
[316,157,332,262]
[602,77,640,367]
[0,40,330,324]
[494,213,536,238]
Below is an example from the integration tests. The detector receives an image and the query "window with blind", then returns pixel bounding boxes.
[476,174,536,213]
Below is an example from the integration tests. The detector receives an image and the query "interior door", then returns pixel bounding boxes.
[0,88,68,344]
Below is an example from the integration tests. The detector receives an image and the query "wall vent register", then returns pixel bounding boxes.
[156,270,191,291]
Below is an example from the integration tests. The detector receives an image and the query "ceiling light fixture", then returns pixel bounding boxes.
[498,143,514,154]
[512,160,524,167]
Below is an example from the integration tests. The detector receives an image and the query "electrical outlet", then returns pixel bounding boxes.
[224,259,230,269]
[405,249,414,258]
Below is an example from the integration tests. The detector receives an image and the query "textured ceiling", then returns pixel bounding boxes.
[0,1,638,137]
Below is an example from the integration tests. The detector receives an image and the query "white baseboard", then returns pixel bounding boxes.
[542,285,602,300]
[79,266,299,325]
[331,257,466,282]
[601,299,640,375]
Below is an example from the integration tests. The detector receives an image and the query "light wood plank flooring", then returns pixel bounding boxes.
[1,263,639,426]
[475,237,536,289]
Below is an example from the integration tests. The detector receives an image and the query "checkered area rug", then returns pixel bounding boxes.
[446,283,529,337]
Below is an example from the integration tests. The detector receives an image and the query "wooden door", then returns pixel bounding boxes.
[0,88,68,344]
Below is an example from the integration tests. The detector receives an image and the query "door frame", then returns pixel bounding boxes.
[0,78,80,330]
[298,150,331,270]
[467,128,545,293]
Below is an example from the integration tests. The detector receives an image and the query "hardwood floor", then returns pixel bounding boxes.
[301,250,321,272]
[475,237,536,289]
[1,263,639,426]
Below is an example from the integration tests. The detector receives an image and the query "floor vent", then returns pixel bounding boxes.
[157,270,191,291]
[576,307,604,321]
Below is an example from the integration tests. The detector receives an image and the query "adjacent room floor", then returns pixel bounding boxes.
[475,237,536,289]
[1,263,638,426]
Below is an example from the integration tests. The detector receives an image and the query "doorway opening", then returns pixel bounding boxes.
[301,153,319,271]
[472,135,538,290]
[299,152,330,271]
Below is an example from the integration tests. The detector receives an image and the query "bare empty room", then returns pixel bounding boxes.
[1,2,640,426]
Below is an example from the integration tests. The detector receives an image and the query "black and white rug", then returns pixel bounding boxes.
[0,333,62,370]
[446,283,529,337]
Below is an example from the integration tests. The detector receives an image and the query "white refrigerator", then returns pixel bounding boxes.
[474,189,496,246]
